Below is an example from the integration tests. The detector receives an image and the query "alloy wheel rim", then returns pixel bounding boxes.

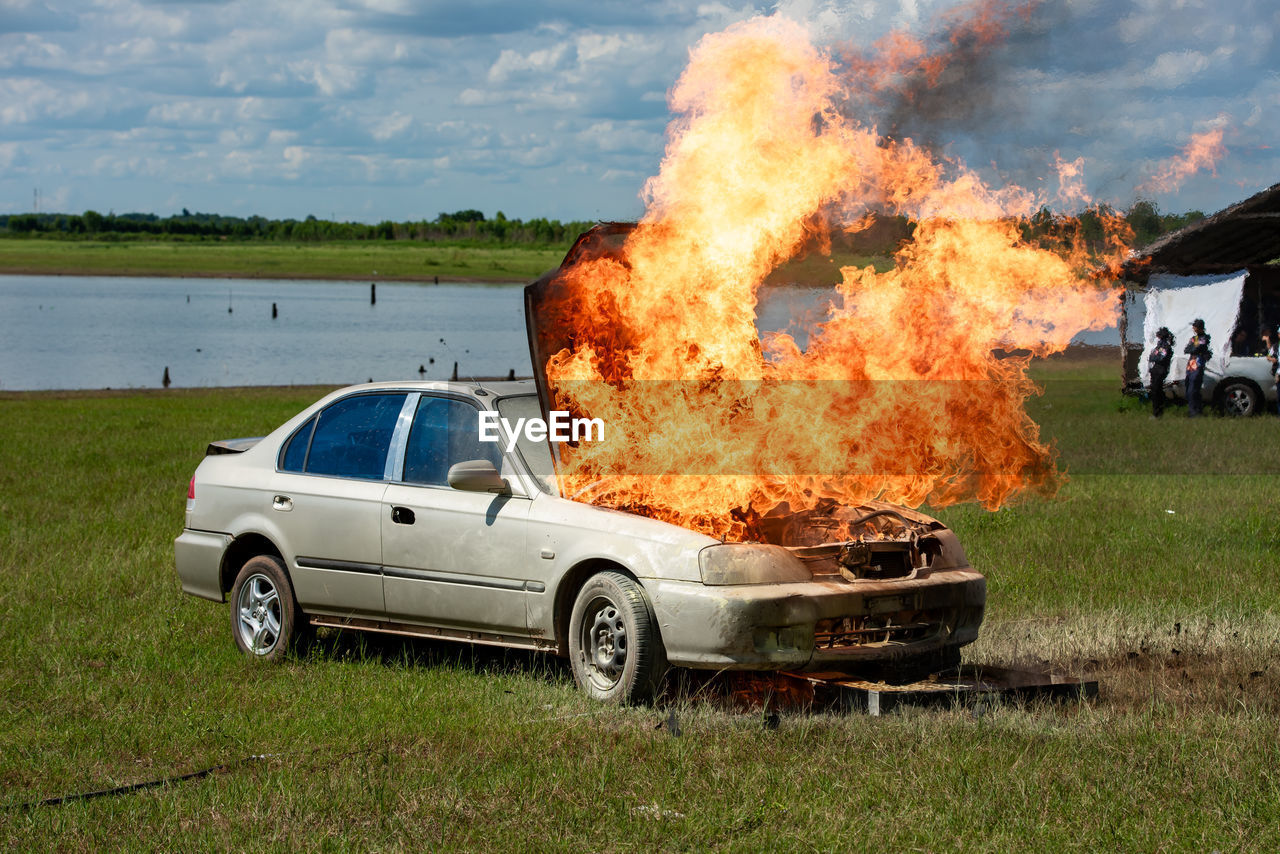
[236,573,282,655]
[1226,388,1252,415]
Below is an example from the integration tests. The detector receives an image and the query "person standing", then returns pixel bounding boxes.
[1183,318,1211,418]
[1265,327,1280,415]
[1148,327,1175,417]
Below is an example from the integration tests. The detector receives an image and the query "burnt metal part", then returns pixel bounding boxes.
[790,665,1099,716]
[835,540,916,581]
[815,609,944,648]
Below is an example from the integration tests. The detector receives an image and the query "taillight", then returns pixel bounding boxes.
[187,475,196,500]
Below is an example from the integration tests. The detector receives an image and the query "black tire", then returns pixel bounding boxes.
[568,571,665,704]
[229,554,303,662]
[1219,381,1260,417]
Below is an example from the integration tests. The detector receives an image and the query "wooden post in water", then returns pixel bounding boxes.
[163,366,171,388]
[451,361,458,381]
[371,283,377,305]
[272,302,278,319]
[507,369,515,381]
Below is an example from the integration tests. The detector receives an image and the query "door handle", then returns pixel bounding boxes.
[391,506,415,525]
[272,495,292,511]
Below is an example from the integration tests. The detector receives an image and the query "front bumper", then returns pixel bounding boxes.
[646,568,985,671]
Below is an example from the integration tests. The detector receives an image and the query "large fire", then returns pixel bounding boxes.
[540,12,1126,541]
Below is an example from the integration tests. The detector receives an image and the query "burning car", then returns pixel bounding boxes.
[174,226,986,703]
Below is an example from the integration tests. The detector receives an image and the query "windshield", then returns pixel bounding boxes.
[494,394,557,495]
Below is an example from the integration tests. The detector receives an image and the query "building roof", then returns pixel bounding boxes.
[1124,180,1280,281]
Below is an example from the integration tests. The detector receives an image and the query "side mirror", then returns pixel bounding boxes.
[446,459,510,494]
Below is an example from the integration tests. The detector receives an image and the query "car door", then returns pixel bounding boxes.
[380,395,534,635]
[271,391,410,618]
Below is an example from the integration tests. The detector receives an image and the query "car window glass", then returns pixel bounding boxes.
[279,415,315,472]
[403,397,503,486]
[304,393,405,479]
[495,395,556,494]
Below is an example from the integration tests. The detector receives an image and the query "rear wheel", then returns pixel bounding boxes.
[1219,381,1260,416]
[229,555,302,662]
[568,571,665,704]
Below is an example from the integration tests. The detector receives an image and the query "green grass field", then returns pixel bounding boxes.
[0,238,894,284]
[0,238,570,282]
[3,365,1280,849]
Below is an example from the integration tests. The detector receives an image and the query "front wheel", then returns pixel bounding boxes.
[229,554,302,662]
[568,571,665,704]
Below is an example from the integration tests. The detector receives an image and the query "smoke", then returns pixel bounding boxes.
[818,0,1242,208]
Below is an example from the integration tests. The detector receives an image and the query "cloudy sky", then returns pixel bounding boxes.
[1,0,1275,223]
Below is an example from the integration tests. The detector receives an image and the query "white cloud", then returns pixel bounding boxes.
[282,145,308,173]
[487,44,570,83]
[578,120,662,153]
[1145,50,1211,89]
[371,111,413,141]
[0,77,96,124]
[0,141,22,169]
[0,33,68,69]
[325,27,409,64]
[147,100,224,127]
[291,59,366,96]
[0,0,1273,221]
[575,32,647,63]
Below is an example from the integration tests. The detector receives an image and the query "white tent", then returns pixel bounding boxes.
[1140,271,1246,383]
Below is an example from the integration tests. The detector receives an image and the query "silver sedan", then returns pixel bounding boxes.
[176,380,984,702]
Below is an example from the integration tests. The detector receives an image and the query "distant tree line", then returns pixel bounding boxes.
[0,201,1203,254]
[831,200,1205,256]
[1019,200,1206,251]
[0,208,597,246]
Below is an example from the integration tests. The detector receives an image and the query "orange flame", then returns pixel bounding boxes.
[1139,122,1228,194]
[1053,153,1090,208]
[542,14,1122,541]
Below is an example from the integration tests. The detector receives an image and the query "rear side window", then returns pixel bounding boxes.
[283,393,406,480]
[279,416,316,473]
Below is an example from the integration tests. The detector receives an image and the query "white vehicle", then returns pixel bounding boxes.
[1125,269,1280,416]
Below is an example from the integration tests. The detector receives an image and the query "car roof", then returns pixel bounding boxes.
[327,378,539,399]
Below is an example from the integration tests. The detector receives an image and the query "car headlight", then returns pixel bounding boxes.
[698,543,812,586]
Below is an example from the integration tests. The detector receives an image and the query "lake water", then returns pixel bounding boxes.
[0,276,535,390]
[0,275,1120,391]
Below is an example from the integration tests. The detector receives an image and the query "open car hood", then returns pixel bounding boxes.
[521,223,958,552]
[523,222,635,424]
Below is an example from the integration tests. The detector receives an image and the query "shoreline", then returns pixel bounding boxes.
[0,347,1121,396]
[0,378,538,399]
[0,267,535,284]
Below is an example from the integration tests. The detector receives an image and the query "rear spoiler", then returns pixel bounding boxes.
[205,437,262,456]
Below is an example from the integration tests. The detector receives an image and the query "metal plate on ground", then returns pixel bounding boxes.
[787,665,1099,716]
